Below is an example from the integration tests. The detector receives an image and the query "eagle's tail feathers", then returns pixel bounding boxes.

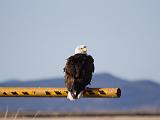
[67,91,84,101]
[77,91,83,99]
[67,92,76,101]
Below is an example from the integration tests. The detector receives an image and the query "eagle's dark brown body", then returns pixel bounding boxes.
[64,53,94,99]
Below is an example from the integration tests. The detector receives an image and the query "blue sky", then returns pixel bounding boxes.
[0,0,160,83]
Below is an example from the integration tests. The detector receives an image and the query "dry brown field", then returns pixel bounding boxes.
[1,116,160,120]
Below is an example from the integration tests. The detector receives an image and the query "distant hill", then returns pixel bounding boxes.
[0,73,160,112]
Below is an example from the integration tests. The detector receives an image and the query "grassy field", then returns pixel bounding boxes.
[1,112,160,120]
[2,116,160,120]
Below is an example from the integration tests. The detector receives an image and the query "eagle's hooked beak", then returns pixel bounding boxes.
[83,47,87,52]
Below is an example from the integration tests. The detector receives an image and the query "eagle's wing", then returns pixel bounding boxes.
[81,55,94,85]
[64,56,75,77]
[87,55,95,73]
[64,56,76,91]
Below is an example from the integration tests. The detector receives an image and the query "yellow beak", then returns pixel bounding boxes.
[83,47,87,52]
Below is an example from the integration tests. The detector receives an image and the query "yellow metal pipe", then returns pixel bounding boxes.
[0,87,121,98]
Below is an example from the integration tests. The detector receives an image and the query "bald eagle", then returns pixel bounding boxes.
[64,45,94,101]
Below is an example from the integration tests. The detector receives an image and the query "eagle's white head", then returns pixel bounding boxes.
[75,45,87,54]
